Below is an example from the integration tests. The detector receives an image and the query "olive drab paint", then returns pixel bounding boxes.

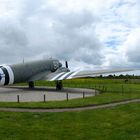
[0,58,136,89]
[0,59,63,85]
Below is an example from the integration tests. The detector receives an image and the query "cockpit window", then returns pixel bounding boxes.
[53,61,59,70]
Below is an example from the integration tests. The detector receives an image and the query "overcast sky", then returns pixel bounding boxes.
[0,0,140,70]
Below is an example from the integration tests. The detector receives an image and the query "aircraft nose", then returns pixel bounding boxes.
[0,73,3,85]
[0,72,5,85]
[59,62,62,67]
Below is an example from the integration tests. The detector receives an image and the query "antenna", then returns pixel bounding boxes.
[23,58,24,64]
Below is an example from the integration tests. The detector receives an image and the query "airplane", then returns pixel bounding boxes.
[0,58,137,90]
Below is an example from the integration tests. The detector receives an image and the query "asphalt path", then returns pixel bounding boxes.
[0,86,96,102]
[0,99,139,113]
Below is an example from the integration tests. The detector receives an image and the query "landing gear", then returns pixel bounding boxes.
[28,81,34,89]
[56,81,63,90]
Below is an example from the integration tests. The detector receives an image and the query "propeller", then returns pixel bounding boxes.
[0,74,2,81]
[65,61,68,68]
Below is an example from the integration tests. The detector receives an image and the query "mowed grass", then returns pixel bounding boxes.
[17,78,140,93]
[3,78,139,109]
[0,103,140,140]
[0,78,140,140]
[0,93,140,108]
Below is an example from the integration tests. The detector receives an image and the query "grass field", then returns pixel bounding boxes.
[0,103,140,140]
[0,92,140,109]
[24,78,140,93]
[5,78,140,109]
[0,78,140,140]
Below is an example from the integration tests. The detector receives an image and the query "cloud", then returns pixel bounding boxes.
[0,1,104,66]
[0,0,139,70]
[103,27,140,68]
[0,18,30,63]
[124,28,140,64]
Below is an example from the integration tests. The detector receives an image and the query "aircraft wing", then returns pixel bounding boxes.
[30,69,136,81]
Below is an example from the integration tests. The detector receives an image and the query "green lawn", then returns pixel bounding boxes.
[0,93,140,109]
[0,103,140,140]
[17,78,140,93]
[1,78,140,140]
[4,78,139,109]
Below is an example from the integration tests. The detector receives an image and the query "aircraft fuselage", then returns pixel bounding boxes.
[0,59,62,86]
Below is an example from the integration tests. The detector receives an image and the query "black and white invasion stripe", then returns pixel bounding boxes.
[0,67,5,85]
[0,65,14,85]
[50,71,79,81]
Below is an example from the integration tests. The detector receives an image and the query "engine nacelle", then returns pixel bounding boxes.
[0,65,14,86]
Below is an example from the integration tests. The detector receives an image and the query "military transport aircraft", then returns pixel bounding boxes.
[0,58,136,90]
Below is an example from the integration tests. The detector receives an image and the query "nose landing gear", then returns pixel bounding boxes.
[56,80,63,90]
[28,81,34,89]
[28,81,63,90]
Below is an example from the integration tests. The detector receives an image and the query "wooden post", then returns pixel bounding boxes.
[122,85,124,94]
[66,93,69,101]
[102,86,104,92]
[44,94,46,102]
[95,89,96,95]
[17,95,19,103]
[83,92,85,98]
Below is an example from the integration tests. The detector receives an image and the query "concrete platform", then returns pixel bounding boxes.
[0,86,97,102]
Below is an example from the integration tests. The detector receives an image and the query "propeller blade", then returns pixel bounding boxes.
[65,61,68,68]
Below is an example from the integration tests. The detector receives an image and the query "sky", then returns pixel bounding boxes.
[0,0,139,70]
